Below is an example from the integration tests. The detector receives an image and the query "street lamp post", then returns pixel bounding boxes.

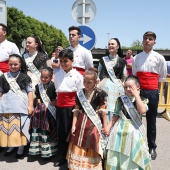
[107,33,110,41]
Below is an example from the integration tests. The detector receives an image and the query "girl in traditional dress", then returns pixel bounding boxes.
[103,75,151,170]
[29,67,57,158]
[67,68,108,170]
[0,54,34,159]
[22,36,51,92]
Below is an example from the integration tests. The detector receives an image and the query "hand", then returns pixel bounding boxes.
[102,125,111,136]
[28,106,34,115]
[71,126,76,136]
[129,85,140,97]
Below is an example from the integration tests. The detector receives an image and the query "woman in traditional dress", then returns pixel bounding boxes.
[103,75,151,170]
[97,38,126,123]
[29,67,57,158]
[22,36,51,92]
[67,68,108,170]
[98,38,126,82]
[0,54,34,159]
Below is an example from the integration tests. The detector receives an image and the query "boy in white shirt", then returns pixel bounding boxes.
[54,49,83,167]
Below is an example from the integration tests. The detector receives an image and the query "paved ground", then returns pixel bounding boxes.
[0,112,169,170]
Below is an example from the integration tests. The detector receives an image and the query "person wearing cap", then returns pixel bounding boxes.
[0,23,20,74]
[132,31,167,160]
[67,26,93,75]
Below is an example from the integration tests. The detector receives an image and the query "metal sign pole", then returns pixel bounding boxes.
[82,0,85,25]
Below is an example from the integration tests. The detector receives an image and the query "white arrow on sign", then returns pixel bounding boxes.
[79,34,92,44]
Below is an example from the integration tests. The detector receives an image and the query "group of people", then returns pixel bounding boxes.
[0,22,167,170]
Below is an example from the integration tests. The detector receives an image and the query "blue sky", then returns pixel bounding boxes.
[6,0,170,49]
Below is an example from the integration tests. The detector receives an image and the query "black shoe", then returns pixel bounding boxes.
[16,153,24,159]
[149,148,157,160]
[0,147,5,152]
[54,159,67,167]
[4,148,16,156]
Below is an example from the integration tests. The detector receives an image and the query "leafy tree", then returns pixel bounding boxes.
[7,7,69,56]
[130,39,143,50]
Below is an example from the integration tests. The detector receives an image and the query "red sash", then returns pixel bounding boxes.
[56,92,76,107]
[137,72,159,90]
[0,60,9,73]
[73,67,85,75]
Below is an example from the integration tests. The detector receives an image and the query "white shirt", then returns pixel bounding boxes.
[0,40,20,62]
[54,68,84,92]
[68,44,93,70]
[132,50,167,82]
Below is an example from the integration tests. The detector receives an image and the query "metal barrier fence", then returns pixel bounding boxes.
[158,78,170,121]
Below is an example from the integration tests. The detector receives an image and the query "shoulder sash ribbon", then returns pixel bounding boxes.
[24,53,41,81]
[120,95,147,143]
[38,83,56,120]
[77,89,107,149]
[102,56,124,95]
[4,72,28,106]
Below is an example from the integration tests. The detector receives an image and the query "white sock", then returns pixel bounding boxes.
[7,147,15,153]
[17,146,24,155]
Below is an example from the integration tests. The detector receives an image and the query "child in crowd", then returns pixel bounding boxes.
[67,68,108,170]
[0,54,34,159]
[29,67,57,158]
[54,49,84,167]
[103,75,151,170]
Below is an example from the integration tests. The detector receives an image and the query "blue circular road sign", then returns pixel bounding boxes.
[78,25,96,50]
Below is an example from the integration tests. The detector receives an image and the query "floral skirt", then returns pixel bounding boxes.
[0,113,27,147]
[67,142,102,170]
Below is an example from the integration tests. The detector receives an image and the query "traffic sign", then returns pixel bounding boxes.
[78,25,96,50]
[72,0,96,25]
[0,0,7,25]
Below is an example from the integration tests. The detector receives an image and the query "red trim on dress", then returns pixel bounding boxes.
[137,72,159,90]
[56,92,76,107]
[0,60,9,73]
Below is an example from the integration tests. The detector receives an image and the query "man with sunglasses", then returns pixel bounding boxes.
[67,26,93,75]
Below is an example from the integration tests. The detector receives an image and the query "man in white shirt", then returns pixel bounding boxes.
[67,26,93,75]
[132,31,167,160]
[0,23,20,74]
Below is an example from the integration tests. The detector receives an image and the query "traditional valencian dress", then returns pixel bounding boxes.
[106,96,152,170]
[29,81,57,158]
[98,54,126,81]
[22,51,50,92]
[0,71,32,147]
[67,87,107,170]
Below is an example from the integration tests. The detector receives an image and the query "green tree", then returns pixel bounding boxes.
[7,7,69,56]
[130,39,143,50]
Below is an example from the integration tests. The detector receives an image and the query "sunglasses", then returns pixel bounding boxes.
[56,48,61,52]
